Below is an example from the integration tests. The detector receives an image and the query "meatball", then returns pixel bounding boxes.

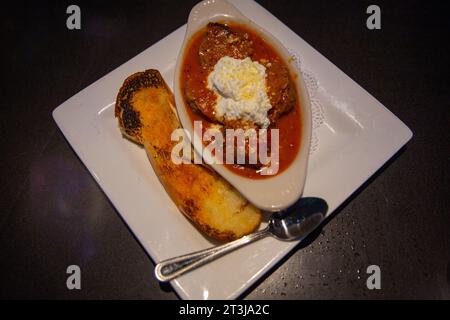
[265,61,296,123]
[184,79,217,122]
[199,23,254,69]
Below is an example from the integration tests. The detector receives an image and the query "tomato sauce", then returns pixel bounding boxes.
[180,23,302,179]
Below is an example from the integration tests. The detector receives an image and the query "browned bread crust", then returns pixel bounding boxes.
[115,69,261,241]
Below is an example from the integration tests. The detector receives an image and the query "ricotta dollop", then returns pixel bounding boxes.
[207,56,272,128]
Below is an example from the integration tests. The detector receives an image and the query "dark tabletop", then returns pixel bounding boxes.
[1,0,449,299]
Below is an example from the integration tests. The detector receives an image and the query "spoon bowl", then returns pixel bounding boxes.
[270,197,329,240]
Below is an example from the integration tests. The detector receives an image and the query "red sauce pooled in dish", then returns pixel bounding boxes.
[180,23,302,179]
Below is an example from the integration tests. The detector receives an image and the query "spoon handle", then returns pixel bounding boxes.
[154,227,270,282]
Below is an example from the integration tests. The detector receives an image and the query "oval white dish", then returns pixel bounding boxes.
[173,0,312,211]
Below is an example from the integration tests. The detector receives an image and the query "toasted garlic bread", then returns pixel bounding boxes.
[115,69,261,241]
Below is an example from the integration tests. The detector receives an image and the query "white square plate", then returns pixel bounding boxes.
[53,0,412,299]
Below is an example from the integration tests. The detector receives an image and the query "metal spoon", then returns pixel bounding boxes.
[155,197,328,282]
